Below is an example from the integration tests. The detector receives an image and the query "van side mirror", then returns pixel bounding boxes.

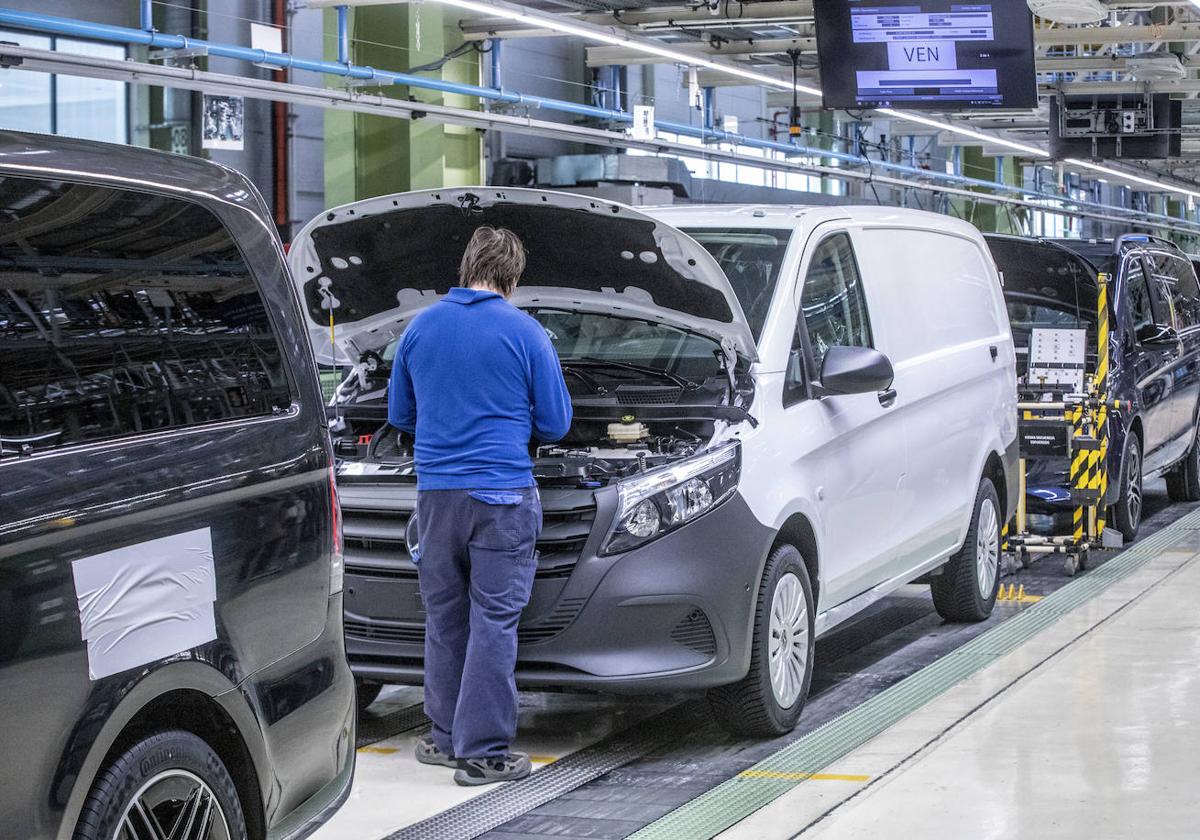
[818,346,895,396]
[1136,322,1179,346]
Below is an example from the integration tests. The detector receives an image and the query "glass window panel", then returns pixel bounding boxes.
[800,232,873,373]
[0,30,52,134]
[53,39,128,143]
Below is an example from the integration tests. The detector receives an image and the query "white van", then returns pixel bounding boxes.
[296,190,1018,735]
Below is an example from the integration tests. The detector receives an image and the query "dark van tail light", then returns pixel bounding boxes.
[329,466,344,595]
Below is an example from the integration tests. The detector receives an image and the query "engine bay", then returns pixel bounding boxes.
[330,350,751,488]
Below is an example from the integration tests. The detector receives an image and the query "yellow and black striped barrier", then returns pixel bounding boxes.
[1008,271,1114,575]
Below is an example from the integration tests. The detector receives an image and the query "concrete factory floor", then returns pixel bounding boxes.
[313,478,1200,840]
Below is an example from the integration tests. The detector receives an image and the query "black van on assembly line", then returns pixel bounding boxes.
[987,233,1200,542]
[0,133,354,839]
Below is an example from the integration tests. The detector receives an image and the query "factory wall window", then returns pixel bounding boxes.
[0,30,128,144]
[1026,197,1074,239]
[0,176,293,458]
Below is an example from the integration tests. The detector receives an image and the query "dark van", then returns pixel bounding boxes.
[987,233,1200,541]
[0,133,353,839]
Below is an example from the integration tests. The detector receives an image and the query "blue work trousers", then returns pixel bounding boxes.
[415,487,540,759]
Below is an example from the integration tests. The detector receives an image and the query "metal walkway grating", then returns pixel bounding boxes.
[382,702,711,840]
[629,510,1200,839]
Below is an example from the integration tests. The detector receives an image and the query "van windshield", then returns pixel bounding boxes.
[683,228,791,342]
[383,310,724,381]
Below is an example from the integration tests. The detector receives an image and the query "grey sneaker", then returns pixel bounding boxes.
[453,752,532,786]
[414,734,456,768]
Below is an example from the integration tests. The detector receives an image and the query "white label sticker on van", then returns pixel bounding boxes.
[71,528,218,681]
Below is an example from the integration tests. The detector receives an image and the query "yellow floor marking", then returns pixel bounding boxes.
[738,770,870,783]
[528,755,559,765]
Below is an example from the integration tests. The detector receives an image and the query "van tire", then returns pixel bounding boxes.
[73,729,247,840]
[931,478,1001,622]
[356,678,384,713]
[1166,425,1200,502]
[1111,435,1143,542]
[707,543,814,737]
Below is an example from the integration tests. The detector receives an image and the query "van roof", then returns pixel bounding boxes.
[988,233,1186,276]
[0,130,271,223]
[645,203,985,237]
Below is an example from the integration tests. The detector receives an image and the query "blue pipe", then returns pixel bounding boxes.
[1,7,1196,231]
[140,0,153,32]
[336,5,349,65]
[489,38,501,91]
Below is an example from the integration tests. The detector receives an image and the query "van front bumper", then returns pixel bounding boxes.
[346,490,776,693]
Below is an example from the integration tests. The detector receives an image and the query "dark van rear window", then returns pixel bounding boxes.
[0,176,292,457]
[987,237,1100,346]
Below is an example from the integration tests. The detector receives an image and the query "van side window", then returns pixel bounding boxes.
[1161,255,1200,331]
[0,176,293,457]
[800,232,872,374]
[1126,258,1157,336]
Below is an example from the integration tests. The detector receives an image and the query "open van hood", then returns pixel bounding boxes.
[289,188,756,365]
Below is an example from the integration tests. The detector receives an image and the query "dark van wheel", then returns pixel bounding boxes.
[708,543,815,737]
[1166,425,1200,503]
[74,730,246,840]
[1111,435,1143,542]
[356,678,383,713]
[931,478,1001,622]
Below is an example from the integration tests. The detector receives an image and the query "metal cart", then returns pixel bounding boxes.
[1004,272,1123,576]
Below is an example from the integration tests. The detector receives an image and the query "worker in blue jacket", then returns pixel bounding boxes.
[388,225,572,786]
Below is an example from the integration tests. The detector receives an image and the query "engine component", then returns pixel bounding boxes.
[608,420,649,443]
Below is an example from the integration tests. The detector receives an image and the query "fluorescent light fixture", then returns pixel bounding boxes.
[1065,157,1200,200]
[432,0,823,95]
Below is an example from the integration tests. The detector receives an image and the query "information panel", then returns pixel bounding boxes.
[815,1,1038,111]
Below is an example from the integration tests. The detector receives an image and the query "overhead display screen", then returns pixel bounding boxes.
[814,2,1038,111]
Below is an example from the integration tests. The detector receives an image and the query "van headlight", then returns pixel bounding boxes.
[602,443,740,555]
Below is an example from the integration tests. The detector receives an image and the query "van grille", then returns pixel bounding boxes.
[345,596,588,647]
[341,491,596,580]
[345,620,424,645]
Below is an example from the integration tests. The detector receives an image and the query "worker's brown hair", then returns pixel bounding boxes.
[459,226,527,297]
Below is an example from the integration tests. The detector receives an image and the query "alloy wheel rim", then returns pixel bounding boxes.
[1128,445,1142,530]
[768,571,809,708]
[115,770,231,840]
[976,497,999,596]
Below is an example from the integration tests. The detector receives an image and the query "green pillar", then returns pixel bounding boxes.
[324,6,482,207]
[957,147,1024,234]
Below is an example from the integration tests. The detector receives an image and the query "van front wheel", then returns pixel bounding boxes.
[708,543,815,737]
[931,478,1001,622]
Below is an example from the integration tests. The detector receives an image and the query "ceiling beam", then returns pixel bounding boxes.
[1036,23,1200,46]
